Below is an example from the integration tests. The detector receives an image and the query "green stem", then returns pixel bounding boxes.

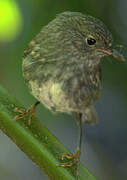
[0,85,96,180]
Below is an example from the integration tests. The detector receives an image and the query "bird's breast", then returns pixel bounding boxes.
[23,56,101,113]
[60,70,101,109]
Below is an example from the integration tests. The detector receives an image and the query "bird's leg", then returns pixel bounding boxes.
[14,101,40,125]
[58,113,82,178]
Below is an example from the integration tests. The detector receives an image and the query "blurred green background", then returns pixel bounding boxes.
[0,0,127,180]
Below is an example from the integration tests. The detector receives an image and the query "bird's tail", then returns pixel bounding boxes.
[82,106,98,124]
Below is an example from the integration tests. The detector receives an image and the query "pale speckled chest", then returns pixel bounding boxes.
[23,54,101,113]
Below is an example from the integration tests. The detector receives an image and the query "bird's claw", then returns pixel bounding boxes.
[57,150,80,167]
[13,107,35,125]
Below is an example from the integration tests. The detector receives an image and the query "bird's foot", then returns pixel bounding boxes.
[61,150,80,164]
[57,150,80,177]
[14,107,33,125]
[13,101,40,125]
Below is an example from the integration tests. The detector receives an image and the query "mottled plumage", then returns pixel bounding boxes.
[23,11,116,123]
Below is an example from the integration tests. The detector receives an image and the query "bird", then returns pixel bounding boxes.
[14,11,124,178]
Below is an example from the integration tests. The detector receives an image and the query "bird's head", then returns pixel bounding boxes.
[55,12,125,68]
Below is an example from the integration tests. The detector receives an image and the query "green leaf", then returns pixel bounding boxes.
[0,85,96,180]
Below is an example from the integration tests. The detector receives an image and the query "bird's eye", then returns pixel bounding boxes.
[87,37,96,45]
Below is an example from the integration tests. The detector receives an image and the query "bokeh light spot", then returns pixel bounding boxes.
[0,0,23,42]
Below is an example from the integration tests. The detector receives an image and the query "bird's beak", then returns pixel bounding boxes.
[97,48,125,61]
